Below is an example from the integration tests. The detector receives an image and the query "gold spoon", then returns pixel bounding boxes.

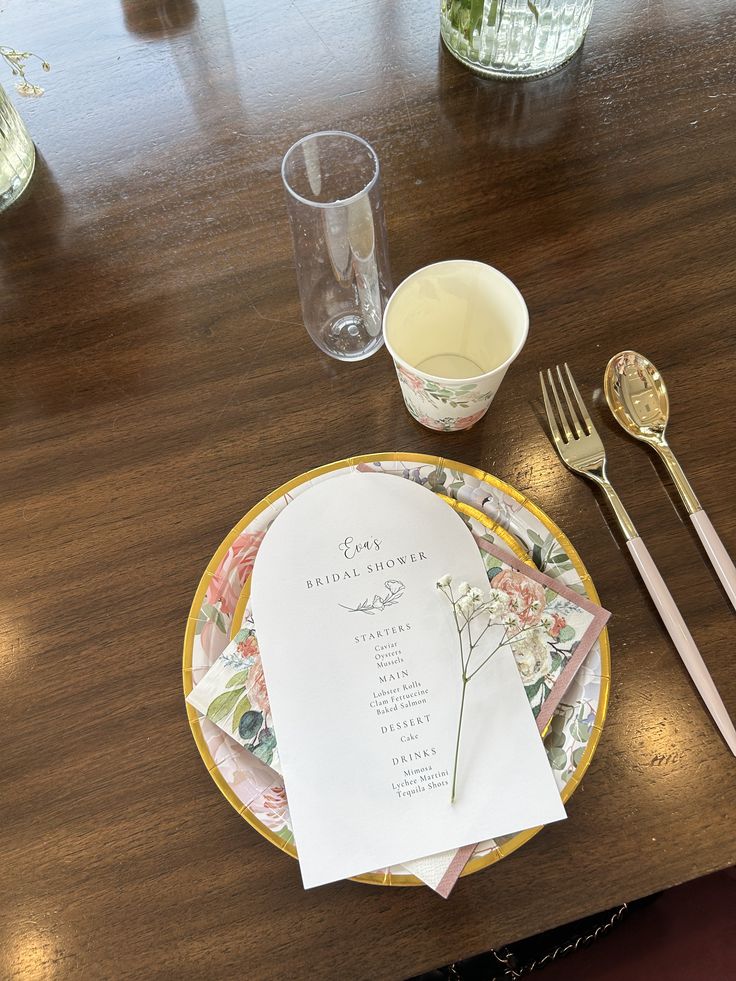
[605,351,736,612]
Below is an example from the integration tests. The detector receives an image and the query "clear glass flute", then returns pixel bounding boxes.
[282,131,392,362]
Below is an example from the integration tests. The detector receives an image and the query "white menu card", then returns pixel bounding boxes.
[250,473,565,888]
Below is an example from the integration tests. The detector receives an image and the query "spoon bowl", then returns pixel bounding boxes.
[604,350,698,512]
[604,351,669,445]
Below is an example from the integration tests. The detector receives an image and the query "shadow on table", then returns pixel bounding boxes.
[121,0,199,36]
[436,39,586,152]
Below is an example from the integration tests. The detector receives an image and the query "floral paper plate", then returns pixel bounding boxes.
[183,453,610,886]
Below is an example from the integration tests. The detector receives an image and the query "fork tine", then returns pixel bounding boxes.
[564,362,594,434]
[546,368,573,441]
[539,371,564,447]
[556,364,583,438]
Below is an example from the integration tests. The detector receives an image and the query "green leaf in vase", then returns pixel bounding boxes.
[527,0,540,23]
[206,687,245,724]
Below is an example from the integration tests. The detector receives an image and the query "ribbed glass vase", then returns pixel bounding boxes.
[0,83,35,210]
[440,0,594,79]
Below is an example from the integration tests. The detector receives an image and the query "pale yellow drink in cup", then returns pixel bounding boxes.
[383,260,529,432]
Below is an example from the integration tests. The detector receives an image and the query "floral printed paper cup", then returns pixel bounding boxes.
[383,260,529,432]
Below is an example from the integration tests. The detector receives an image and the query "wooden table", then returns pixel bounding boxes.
[2,1,735,978]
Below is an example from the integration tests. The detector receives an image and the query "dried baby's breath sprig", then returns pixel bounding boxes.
[436,572,557,803]
[0,46,50,97]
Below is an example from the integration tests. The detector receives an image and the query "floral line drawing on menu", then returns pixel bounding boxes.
[341,579,405,615]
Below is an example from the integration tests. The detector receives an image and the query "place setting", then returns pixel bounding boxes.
[182,131,735,899]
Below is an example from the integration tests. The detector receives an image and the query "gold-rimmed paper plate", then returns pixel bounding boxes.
[183,453,610,886]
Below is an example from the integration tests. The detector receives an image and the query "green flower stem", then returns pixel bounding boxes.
[441,586,546,802]
[450,618,546,801]
[464,616,495,672]
[450,675,468,804]
[465,630,507,682]
[450,603,500,802]
[466,622,538,681]
[443,584,467,675]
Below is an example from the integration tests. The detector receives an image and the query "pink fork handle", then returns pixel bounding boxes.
[627,536,736,756]
[690,509,736,612]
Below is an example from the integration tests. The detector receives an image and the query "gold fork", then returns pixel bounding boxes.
[541,363,736,756]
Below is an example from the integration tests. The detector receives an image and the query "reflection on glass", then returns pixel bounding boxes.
[437,38,582,150]
[122,0,198,35]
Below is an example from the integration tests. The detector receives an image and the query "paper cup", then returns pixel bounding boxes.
[383,260,529,432]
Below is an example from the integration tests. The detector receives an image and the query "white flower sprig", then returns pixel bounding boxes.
[1,46,50,96]
[437,573,549,803]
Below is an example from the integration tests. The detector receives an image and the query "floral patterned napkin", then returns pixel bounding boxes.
[187,623,275,765]
[187,535,609,790]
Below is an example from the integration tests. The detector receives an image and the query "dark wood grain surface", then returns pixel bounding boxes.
[2,1,735,978]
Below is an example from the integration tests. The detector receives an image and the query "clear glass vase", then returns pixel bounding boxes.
[440,0,594,79]
[0,83,35,211]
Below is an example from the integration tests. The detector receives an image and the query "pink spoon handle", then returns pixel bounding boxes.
[690,509,736,612]
[627,536,736,756]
